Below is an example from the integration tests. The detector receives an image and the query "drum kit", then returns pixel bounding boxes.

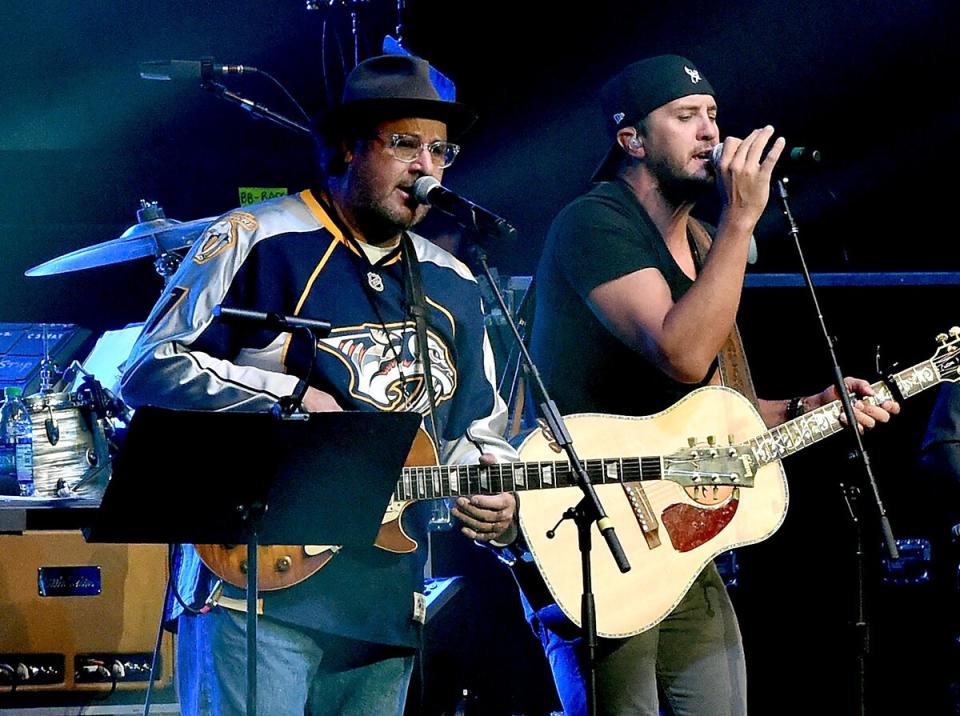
[10,200,214,502]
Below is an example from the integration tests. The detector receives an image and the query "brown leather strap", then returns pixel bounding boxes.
[687,219,759,409]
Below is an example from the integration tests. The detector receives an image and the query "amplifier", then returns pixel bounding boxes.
[0,530,172,693]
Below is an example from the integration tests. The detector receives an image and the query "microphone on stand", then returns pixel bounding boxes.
[710,144,823,172]
[412,176,518,241]
[212,306,331,337]
[138,59,313,136]
[212,306,329,421]
[139,59,258,82]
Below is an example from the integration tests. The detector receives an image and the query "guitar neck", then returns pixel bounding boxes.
[748,358,943,466]
[395,338,959,500]
[395,454,664,502]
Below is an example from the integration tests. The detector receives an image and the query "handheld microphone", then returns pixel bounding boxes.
[213,306,331,337]
[139,59,257,82]
[710,144,822,172]
[412,176,518,241]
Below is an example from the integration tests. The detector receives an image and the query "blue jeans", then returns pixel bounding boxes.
[523,563,746,716]
[176,607,414,716]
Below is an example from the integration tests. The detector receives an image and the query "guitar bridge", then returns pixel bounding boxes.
[622,482,661,549]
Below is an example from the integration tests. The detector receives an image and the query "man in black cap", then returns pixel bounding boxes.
[122,54,519,715]
[524,54,899,714]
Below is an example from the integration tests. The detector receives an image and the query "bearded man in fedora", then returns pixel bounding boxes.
[122,54,519,715]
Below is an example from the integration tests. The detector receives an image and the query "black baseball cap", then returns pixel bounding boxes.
[591,55,715,182]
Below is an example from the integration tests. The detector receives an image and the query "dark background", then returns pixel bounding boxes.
[2,1,958,713]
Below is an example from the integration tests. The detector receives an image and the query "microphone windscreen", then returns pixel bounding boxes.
[412,176,441,205]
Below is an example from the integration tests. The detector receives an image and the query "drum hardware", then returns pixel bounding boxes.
[24,199,214,283]
[44,404,60,445]
[61,360,133,431]
[38,325,63,445]
[38,325,59,394]
[22,360,132,500]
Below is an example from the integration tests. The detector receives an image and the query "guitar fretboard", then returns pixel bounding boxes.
[395,455,664,501]
[748,358,946,466]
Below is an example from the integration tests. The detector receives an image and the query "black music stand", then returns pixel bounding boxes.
[87,407,422,716]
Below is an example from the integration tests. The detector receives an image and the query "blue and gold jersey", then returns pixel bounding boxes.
[121,189,515,647]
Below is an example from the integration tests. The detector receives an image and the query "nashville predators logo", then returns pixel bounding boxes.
[193,212,258,264]
[317,322,456,414]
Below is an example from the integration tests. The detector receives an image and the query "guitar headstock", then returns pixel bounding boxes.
[664,439,756,488]
[932,327,960,383]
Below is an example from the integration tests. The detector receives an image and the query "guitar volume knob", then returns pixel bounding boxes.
[275,556,293,573]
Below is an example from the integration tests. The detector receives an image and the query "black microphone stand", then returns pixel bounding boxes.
[465,233,630,716]
[212,305,332,421]
[776,177,898,716]
[201,81,313,137]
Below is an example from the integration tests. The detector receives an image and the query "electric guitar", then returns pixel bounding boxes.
[195,409,754,590]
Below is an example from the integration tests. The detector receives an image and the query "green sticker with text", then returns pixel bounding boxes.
[238,187,288,206]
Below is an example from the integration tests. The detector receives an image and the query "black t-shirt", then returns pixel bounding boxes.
[530,179,711,417]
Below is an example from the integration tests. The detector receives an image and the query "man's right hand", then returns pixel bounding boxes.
[301,387,343,412]
[714,126,786,229]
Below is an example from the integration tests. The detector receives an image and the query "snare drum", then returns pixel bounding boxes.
[24,391,111,499]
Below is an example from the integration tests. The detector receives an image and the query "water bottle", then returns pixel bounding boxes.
[0,387,34,497]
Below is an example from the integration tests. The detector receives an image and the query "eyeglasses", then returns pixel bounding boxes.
[374,132,461,168]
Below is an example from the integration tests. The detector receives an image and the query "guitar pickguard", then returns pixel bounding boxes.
[661,488,740,552]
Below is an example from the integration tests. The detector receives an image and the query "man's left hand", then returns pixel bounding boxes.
[808,377,901,431]
[451,453,518,544]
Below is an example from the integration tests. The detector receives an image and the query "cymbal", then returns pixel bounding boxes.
[25,215,214,277]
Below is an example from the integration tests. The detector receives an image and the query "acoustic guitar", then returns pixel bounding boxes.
[515,329,960,637]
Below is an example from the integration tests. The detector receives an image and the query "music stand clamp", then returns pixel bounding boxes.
[88,407,421,716]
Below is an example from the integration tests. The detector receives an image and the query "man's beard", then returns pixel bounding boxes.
[353,201,419,243]
[647,152,714,206]
[347,178,426,244]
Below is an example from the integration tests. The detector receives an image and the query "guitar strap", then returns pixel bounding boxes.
[400,233,444,449]
[316,187,443,446]
[687,219,759,409]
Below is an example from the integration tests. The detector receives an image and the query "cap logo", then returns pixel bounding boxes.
[684,66,703,84]
[613,111,626,125]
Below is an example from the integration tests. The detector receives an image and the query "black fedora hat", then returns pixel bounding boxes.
[317,55,477,140]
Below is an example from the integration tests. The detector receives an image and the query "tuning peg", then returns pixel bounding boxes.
[706,435,717,446]
[950,327,960,339]
[687,436,697,448]
[937,333,949,345]
[728,434,736,445]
